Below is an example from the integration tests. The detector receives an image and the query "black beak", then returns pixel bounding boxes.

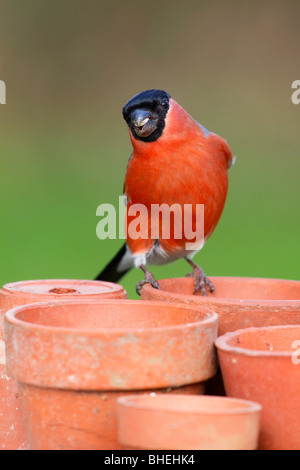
[131,109,158,137]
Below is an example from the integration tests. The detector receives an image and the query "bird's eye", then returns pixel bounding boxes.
[161,100,169,110]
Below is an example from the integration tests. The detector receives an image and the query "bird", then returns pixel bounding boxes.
[96,89,235,296]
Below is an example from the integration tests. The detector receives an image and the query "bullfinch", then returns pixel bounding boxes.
[96,89,234,295]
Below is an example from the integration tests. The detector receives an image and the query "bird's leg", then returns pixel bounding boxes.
[136,264,160,296]
[184,257,215,296]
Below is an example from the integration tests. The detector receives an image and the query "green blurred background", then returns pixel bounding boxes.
[0,0,299,299]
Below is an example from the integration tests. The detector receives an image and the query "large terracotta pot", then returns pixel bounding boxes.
[5,299,218,450]
[0,279,127,450]
[141,276,300,335]
[117,394,261,450]
[215,325,300,450]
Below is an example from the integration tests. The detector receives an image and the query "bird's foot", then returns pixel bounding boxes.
[185,259,214,296]
[136,265,160,296]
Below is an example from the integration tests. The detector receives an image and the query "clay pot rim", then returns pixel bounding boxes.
[215,325,300,358]
[143,276,300,305]
[5,299,218,336]
[1,279,124,296]
[117,393,262,415]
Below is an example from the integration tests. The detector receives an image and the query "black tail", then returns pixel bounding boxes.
[95,243,132,283]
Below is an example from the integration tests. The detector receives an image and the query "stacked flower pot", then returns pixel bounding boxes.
[0,279,127,450]
[1,276,300,450]
[142,276,300,450]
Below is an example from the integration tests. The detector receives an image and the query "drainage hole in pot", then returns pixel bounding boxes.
[48,288,78,294]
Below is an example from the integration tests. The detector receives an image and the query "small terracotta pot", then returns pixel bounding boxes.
[117,394,261,450]
[5,299,218,450]
[141,276,300,336]
[215,325,300,450]
[0,279,127,450]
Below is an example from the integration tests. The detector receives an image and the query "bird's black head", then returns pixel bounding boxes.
[122,89,170,143]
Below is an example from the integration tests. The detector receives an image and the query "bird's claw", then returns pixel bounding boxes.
[185,266,214,296]
[136,271,160,296]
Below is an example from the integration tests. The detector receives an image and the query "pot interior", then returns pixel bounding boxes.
[225,326,300,352]
[156,277,300,301]
[119,394,260,414]
[11,301,213,331]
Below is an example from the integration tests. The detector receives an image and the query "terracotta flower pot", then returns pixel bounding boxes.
[5,299,218,450]
[0,279,127,450]
[0,279,127,338]
[215,325,300,450]
[141,276,300,336]
[0,341,27,450]
[117,394,261,450]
